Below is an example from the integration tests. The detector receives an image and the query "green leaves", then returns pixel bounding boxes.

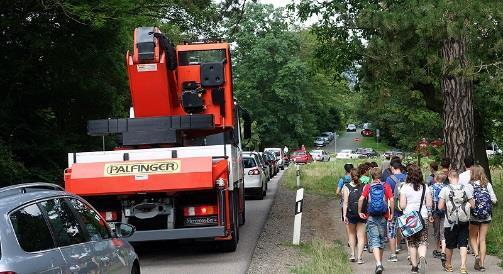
[231,2,348,149]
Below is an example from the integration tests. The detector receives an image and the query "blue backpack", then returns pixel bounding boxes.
[431,183,446,216]
[472,184,492,220]
[367,182,388,216]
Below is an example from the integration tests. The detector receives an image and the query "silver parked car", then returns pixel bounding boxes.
[242,154,268,199]
[0,183,140,274]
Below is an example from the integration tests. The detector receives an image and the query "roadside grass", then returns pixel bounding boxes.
[359,136,391,153]
[283,160,365,196]
[291,239,351,274]
[486,166,503,264]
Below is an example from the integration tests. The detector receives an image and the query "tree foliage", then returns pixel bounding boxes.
[229,3,350,150]
[295,0,502,171]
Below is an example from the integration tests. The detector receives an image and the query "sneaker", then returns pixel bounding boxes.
[349,256,356,262]
[432,250,441,258]
[357,258,364,264]
[460,267,468,274]
[388,254,398,262]
[474,256,481,271]
[419,256,426,274]
[407,255,412,265]
[480,266,486,272]
[440,253,446,267]
[411,266,419,274]
[375,265,384,274]
[363,245,368,251]
[396,247,401,254]
[443,264,453,272]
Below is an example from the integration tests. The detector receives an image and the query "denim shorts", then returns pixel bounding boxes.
[367,215,387,249]
[387,217,398,239]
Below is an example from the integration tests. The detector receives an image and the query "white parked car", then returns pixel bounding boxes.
[310,150,331,162]
[336,149,360,159]
[264,148,285,170]
[346,124,357,132]
[243,154,267,199]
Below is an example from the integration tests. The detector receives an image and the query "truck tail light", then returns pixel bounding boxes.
[248,168,260,175]
[183,205,217,217]
[99,211,118,221]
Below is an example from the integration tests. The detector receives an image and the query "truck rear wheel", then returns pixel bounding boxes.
[217,200,239,252]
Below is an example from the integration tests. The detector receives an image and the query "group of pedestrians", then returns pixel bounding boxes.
[337,157,497,274]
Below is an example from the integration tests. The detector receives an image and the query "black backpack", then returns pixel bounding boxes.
[346,183,364,218]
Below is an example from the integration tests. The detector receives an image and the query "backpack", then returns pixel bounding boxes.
[390,175,406,212]
[339,175,352,206]
[446,185,471,226]
[367,182,388,216]
[346,183,364,218]
[431,183,446,216]
[472,183,492,220]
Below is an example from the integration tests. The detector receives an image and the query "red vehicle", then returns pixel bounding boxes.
[361,129,374,137]
[290,150,313,164]
[64,27,250,251]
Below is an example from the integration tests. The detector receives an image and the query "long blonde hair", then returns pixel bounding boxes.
[471,165,489,187]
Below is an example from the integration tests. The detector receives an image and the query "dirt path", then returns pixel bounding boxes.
[330,207,503,274]
[247,183,339,273]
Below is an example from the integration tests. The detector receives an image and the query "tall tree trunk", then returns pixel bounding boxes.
[442,37,474,171]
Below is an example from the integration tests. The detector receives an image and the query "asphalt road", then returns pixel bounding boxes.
[135,169,284,274]
[315,130,361,157]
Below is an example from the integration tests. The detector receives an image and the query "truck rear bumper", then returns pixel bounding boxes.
[126,226,226,242]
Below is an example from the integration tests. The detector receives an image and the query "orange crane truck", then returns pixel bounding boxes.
[64,27,250,251]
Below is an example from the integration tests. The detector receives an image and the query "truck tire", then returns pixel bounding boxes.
[217,201,239,252]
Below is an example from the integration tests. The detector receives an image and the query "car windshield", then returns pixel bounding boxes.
[341,150,353,153]
[293,151,306,155]
[310,150,322,154]
[243,157,256,168]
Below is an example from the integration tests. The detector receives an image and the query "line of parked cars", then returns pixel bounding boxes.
[336,147,379,159]
[243,148,287,200]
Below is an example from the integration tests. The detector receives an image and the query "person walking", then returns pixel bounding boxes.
[399,164,434,274]
[430,171,448,266]
[426,161,439,186]
[358,167,394,274]
[337,163,354,247]
[469,165,498,272]
[342,168,366,264]
[438,170,475,274]
[459,157,474,186]
[384,160,407,262]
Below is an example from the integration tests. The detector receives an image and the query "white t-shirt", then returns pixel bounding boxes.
[439,183,474,227]
[400,183,431,219]
[459,170,471,186]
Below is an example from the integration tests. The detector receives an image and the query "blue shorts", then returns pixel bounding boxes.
[387,217,398,239]
[367,215,387,249]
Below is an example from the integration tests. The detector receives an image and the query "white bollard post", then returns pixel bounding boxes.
[296,164,300,188]
[293,188,304,245]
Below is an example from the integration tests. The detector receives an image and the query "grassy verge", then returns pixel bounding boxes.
[291,239,351,274]
[359,136,391,153]
[283,160,365,196]
[486,166,503,263]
